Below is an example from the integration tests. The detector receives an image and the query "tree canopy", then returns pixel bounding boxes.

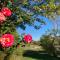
[0,0,60,38]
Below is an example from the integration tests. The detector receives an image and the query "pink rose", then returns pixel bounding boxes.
[0,12,6,23]
[1,34,14,47]
[24,34,32,43]
[1,7,12,17]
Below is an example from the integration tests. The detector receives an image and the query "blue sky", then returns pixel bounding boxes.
[16,15,53,41]
[16,0,60,41]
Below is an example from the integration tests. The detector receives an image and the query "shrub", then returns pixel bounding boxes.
[40,35,57,56]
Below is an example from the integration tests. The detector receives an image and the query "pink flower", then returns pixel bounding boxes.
[1,34,14,47]
[0,12,6,23]
[24,34,32,43]
[1,7,12,17]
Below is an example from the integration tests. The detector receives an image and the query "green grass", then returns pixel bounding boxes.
[0,45,60,60]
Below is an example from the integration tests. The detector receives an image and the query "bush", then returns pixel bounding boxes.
[40,35,57,56]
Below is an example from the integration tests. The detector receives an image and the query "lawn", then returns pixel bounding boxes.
[0,45,60,60]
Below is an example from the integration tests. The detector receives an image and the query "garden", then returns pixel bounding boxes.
[0,0,60,60]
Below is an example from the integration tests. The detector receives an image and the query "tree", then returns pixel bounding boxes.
[40,29,60,57]
[0,0,60,60]
[40,34,57,56]
[0,0,60,36]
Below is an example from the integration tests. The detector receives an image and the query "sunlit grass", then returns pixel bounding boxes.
[0,45,60,60]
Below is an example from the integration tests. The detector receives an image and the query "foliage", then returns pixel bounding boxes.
[40,34,57,56]
[0,0,60,36]
[0,0,60,59]
[40,28,60,57]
